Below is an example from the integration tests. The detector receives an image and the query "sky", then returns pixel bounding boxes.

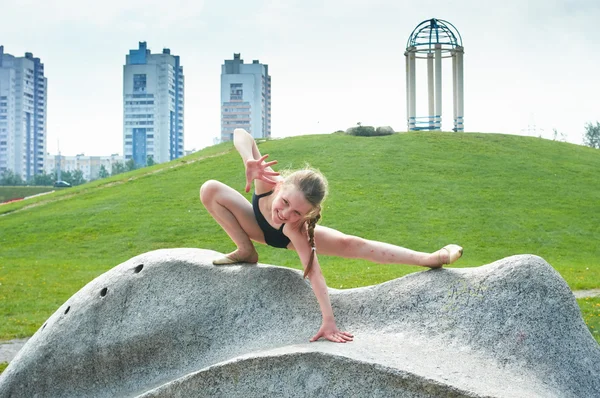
[1,0,598,156]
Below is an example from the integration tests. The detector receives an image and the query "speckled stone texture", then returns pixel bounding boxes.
[0,249,598,398]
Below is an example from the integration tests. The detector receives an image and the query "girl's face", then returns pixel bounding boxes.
[271,185,314,226]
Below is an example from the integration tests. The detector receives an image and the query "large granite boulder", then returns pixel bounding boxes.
[0,249,598,397]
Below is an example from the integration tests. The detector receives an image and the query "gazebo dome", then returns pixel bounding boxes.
[406,18,462,56]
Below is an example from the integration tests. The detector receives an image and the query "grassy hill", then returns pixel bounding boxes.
[0,186,55,203]
[1,132,599,342]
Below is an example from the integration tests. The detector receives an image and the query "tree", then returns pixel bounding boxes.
[552,128,566,142]
[60,170,74,185]
[147,155,155,167]
[111,162,126,176]
[98,165,110,179]
[32,171,54,186]
[0,169,24,186]
[71,169,86,186]
[583,121,600,149]
[126,159,136,171]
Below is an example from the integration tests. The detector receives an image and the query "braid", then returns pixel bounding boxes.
[280,167,327,279]
[303,212,321,278]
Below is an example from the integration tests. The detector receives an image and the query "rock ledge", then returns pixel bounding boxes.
[1,249,598,397]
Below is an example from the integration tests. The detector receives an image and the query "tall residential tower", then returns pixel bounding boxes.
[0,45,47,180]
[220,53,271,141]
[123,42,184,166]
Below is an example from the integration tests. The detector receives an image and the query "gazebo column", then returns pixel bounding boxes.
[452,49,458,131]
[434,44,442,130]
[406,48,417,131]
[427,53,434,129]
[405,51,410,130]
[455,46,465,132]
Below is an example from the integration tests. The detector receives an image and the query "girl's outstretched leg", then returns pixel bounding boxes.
[200,180,265,263]
[312,226,462,268]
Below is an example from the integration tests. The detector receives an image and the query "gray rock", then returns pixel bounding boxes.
[376,126,395,135]
[0,249,598,397]
[345,125,376,136]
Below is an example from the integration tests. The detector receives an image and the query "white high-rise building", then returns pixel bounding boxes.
[220,53,271,142]
[0,45,47,180]
[123,42,184,167]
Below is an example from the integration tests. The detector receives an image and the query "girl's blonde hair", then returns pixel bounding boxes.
[281,167,328,278]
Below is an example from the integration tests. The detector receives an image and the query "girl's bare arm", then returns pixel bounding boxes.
[233,128,260,163]
[288,229,354,343]
[233,128,281,193]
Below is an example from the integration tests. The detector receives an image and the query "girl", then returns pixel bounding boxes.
[200,128,463,343]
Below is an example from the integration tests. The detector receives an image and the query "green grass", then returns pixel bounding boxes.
[579,298,600,343]
[0,186,55,202]
[0,132,599,343]
[0,362,7,374]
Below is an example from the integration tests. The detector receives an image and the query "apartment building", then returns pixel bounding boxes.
[123,42,184,167]
[220,53,271,141]
[0,45,47,180]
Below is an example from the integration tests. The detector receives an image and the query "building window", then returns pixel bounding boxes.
[230,83,243,101]
[133,74,147,93]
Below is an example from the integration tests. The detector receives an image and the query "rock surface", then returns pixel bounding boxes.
[0,249,598,397]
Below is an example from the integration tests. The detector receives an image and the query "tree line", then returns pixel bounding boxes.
[1,123,598,187]
[0,156,155,186]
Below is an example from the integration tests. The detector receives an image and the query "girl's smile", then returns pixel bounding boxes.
[271,186,313,226]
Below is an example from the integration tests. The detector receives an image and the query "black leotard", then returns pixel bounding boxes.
[252,191,290,249]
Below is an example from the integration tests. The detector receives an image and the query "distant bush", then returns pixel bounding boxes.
[346,125,395,137]
[583,121,600,149]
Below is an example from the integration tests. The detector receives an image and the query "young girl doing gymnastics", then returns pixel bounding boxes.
[200,128,463,343]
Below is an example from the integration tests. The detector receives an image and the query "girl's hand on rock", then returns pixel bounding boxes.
[310,321,354,343]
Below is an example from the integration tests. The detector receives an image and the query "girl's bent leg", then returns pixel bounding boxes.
[313,226,461,268]
[200,180,265,262]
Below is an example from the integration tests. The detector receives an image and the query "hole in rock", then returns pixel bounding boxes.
[100,287,108,297]
[64,306,70,315]
[42,323,47,330]
[134,264,144,273]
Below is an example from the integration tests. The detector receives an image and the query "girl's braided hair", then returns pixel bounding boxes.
[281,167,328,278]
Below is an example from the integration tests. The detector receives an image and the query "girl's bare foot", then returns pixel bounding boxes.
[213,248,259,265]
